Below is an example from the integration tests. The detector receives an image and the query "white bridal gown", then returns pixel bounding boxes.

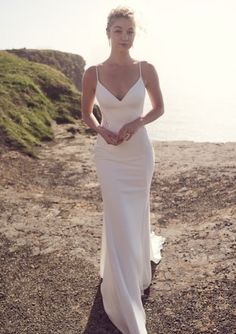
[94,62,165,334]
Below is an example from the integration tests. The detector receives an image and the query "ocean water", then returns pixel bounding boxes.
[145,94,236,143]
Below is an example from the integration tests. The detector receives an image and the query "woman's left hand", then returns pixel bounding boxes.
[117,118,142,142]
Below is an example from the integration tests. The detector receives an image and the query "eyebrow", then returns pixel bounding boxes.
[113,25,134,30]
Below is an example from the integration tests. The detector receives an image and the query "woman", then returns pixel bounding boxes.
[82,6,165,334]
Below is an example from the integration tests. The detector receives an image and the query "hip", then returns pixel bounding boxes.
[94,127,154,161]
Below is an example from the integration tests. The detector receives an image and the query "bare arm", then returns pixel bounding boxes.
[81,66,101,132]
[118,62,164,141]
[82,66,119,145]
[140,61,164,124]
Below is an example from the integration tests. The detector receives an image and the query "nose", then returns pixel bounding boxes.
[121,32,129,40]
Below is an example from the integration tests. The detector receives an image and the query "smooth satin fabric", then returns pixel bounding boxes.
[94,63,165,334]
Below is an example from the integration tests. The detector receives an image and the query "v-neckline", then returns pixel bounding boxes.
[97,77,142,102]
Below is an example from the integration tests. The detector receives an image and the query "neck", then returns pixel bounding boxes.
[107,49,133,65]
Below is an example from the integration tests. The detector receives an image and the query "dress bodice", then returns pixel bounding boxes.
[95,63,146,133]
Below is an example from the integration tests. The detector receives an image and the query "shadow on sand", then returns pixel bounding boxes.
[83,262,158,334]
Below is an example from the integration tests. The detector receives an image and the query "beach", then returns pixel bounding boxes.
[0,121,235,334]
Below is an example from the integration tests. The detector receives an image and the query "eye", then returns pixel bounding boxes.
[114,30,122,33]
[128,30,134,35]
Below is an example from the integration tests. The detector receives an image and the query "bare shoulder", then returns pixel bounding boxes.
[140,61,159,87]
[83,65,97,80]
[140,60,156,71]
[82,66,97,90]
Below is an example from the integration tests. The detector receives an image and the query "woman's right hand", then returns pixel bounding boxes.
[97,126,121,145]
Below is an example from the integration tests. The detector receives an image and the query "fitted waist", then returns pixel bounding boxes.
[100,112,144,134]
[94,127,153,160]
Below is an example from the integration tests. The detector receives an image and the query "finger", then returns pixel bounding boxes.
[110,136,118,145]
[124,131,132,140]
[118,131,127,139]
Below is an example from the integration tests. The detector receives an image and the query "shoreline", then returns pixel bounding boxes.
[152,139,236,143]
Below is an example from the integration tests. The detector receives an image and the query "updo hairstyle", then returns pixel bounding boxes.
[106,6,136,32]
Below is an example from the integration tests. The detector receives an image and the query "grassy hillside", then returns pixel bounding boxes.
[7,48,85,91]
[0,51,85,157]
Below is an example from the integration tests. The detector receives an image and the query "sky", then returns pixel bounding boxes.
[1,0,236,141]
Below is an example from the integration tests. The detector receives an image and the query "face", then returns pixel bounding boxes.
[107,17,136,50]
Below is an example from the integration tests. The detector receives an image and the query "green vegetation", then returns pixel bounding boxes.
[0,51,84,157]
[7,48,85,91]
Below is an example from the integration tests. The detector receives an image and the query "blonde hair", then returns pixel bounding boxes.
[106,6,136,31]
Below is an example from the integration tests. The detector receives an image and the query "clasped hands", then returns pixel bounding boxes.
[99,119,142,146]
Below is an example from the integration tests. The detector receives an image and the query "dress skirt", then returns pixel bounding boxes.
[94,128,164,334]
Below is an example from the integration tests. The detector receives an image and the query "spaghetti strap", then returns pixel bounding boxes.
[95,65,99,82]
[139,61,142,79]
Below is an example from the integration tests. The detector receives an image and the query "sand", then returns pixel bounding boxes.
[0,121,235,334]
